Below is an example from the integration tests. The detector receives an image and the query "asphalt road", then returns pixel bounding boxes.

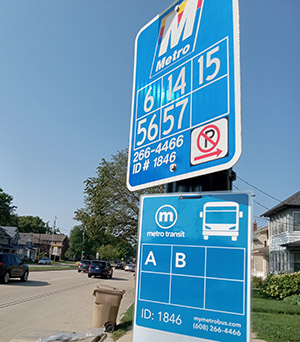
[0,268,135,342]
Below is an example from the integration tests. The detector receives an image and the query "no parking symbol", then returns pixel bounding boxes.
[191,118,228,165]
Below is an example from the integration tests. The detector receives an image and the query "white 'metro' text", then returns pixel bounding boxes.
[156,44,190,72]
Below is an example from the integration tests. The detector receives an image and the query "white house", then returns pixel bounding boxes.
[262,190,300,273]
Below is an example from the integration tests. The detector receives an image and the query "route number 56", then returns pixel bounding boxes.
[136,114,158,146]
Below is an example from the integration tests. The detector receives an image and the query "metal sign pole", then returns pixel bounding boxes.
[165,168,236,193]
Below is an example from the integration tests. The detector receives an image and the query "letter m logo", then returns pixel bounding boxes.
[155,205,178,229]
[151,0,204,78]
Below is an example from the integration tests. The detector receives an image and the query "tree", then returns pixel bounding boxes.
[68,225,98,260]
[97,244,119,261]
[74,149,163,243]
[17,216,50,233]
[0,188,16,226]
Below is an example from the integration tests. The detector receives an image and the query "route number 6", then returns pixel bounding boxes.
[144,87,154,113]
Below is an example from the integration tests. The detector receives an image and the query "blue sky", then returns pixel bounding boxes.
[0,0,299,235]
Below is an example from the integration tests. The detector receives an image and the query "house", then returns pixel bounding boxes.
[31,233,69,260]
[252,222,269,278]
[0,226,20,245]
[0,226,16,253]
[0,227,69,261]
[0,227,38,260]
[17,233,38,261]
[262,190,300,274]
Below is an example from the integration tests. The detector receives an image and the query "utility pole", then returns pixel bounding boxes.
[51,216,57,262]
[81,227,85,260]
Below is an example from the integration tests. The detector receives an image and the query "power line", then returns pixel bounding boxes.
[253,200,270,211]
[254,216,269,222]
[236,176,282,203]
[233,185,270,211]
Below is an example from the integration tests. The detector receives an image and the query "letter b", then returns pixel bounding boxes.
[175,252,186,268]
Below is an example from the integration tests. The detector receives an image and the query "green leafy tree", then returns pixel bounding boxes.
[74,149,163,243]
[68,225,98,260]
[114,239,136,260]
[0,188,17,226]
[17,216,50,233]
[97,244,119,261]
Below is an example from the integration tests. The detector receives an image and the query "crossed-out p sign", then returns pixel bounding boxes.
[191,118,228,164]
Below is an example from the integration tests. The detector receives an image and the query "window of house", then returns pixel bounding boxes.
[294,252,300,272]
[277,252,282,273]
[294,212,300,231]
[283,252,288,271]
[278,218,283,233]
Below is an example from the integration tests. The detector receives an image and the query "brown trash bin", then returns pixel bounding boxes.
[91,286,125,332]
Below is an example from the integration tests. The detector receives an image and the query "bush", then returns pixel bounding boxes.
[262,272,300,300]
[252,276,264,289]
[283,294,300,306]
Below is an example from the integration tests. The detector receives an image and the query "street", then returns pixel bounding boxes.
[0,269,135,342]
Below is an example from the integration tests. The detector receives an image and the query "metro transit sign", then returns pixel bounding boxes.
[127,0,241,191]
[134,192,252,342]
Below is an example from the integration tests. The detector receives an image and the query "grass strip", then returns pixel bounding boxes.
[252,311,300,342]
[252,297,300,315]
[252,290,300,341]
[29,265,77,271]
[112,304,134,341]
[108,294,300,342]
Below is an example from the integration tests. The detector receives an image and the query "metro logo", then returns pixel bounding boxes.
[151,0,204,77]
[158,0,202,56]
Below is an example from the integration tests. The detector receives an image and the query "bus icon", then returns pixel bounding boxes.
[200,202,243,241]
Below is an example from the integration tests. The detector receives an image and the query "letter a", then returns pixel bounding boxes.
[145,251,157,266]
[175,252,186,268]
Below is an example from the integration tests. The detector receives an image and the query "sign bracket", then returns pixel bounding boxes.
[165,168,236,193]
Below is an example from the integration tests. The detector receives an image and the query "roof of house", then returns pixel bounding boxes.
[31,233,68,244]
[281,240,300,249]
[0,227,11,238]
[254,226,268,235]
[262,190,300,217]
[252,246,269,256]
[0,226,20,238]
[18,232,36,245]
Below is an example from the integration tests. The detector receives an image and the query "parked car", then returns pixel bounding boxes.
[0,253,29,284]
[125,264,136,272]
[78,259,91,273]
[115,262,124,270]
[38,257,52,265]
[88,260,113,279]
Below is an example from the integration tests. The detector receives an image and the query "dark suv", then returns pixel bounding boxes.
[78,259,91,273]
[0,253,29,284]
[87,260,113,279]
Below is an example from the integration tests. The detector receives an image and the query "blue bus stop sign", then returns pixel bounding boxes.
[133,192,251,342]
[127,0,241,191]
